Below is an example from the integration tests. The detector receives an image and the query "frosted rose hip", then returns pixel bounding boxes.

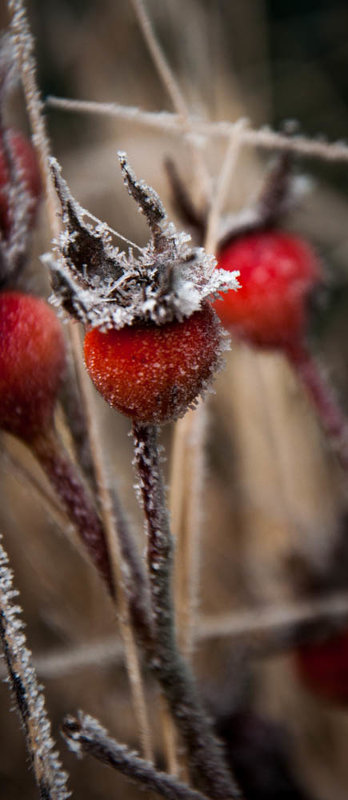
[0,292,65,441]
[84,304,223,424]
[214,231,321,349]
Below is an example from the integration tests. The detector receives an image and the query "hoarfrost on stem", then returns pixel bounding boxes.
[0,538,70,800]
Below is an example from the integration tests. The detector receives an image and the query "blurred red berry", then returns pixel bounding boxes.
[295,629,348,705]
[0,128,42,238]
[214,231,321,349]
[0,291,65,442]
[84,303,223,424]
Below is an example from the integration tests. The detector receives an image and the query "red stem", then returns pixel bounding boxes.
[287,341,348,470]
[30,425,114,594]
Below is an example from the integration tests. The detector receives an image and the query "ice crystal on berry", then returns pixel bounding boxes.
[47,153,239,331]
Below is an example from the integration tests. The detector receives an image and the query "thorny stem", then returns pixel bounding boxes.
[0,538,69,800]
[63,711,210,800]
[132,422,241,800]
[30,425,114,593]
[287,341,348,471]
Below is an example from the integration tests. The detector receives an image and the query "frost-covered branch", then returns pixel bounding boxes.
[132,423,240,800]
[63,711,210,800]
[47,95,348,164]
[0,538,70,800]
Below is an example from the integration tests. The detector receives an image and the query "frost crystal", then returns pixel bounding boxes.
[47,153,239,331]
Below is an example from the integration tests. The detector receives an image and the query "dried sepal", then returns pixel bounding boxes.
[217,152,310,249]
[118,150,167,251]
[47,153,239,332]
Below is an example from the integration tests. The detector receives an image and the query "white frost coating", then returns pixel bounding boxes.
[47,154,240,331]
[0,539,70,800]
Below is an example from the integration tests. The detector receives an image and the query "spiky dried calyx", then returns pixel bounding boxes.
[46,152,239,331]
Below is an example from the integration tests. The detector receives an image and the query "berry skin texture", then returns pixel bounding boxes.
[0,129,42,238]
[84,304,223,424]
[214,231,321,349]
[295,630,348,705]
[0,292,65,442]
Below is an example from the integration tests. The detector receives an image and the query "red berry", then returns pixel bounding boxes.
[84,304,223,424]
[214,231,321,349]
[295,629,348,705]
[0,292,65,442]
[0,129,42,238]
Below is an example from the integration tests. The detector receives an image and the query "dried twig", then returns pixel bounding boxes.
[0,537,70,800]
[132,423,240,799]
[47,96,348,163]
[63,711,210,800]
[204,122,246,258]
[1,590,347,683]
[130,0,187,120]
[129,0,210,208]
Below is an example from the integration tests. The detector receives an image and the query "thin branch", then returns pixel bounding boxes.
[287,342,348,471]
[130,0,188,120]
[0,589,346,685]
[47,96,348,164]
[129,0,211,207]
[0,537,70,800]
[63,711,209,800]
[204,121,246,258]
[170,404,207,659]
[19,636,124,680]
[132,422,240,800]
[199,594,348,642]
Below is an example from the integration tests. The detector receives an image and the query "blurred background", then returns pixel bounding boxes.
[1,1,348,798]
